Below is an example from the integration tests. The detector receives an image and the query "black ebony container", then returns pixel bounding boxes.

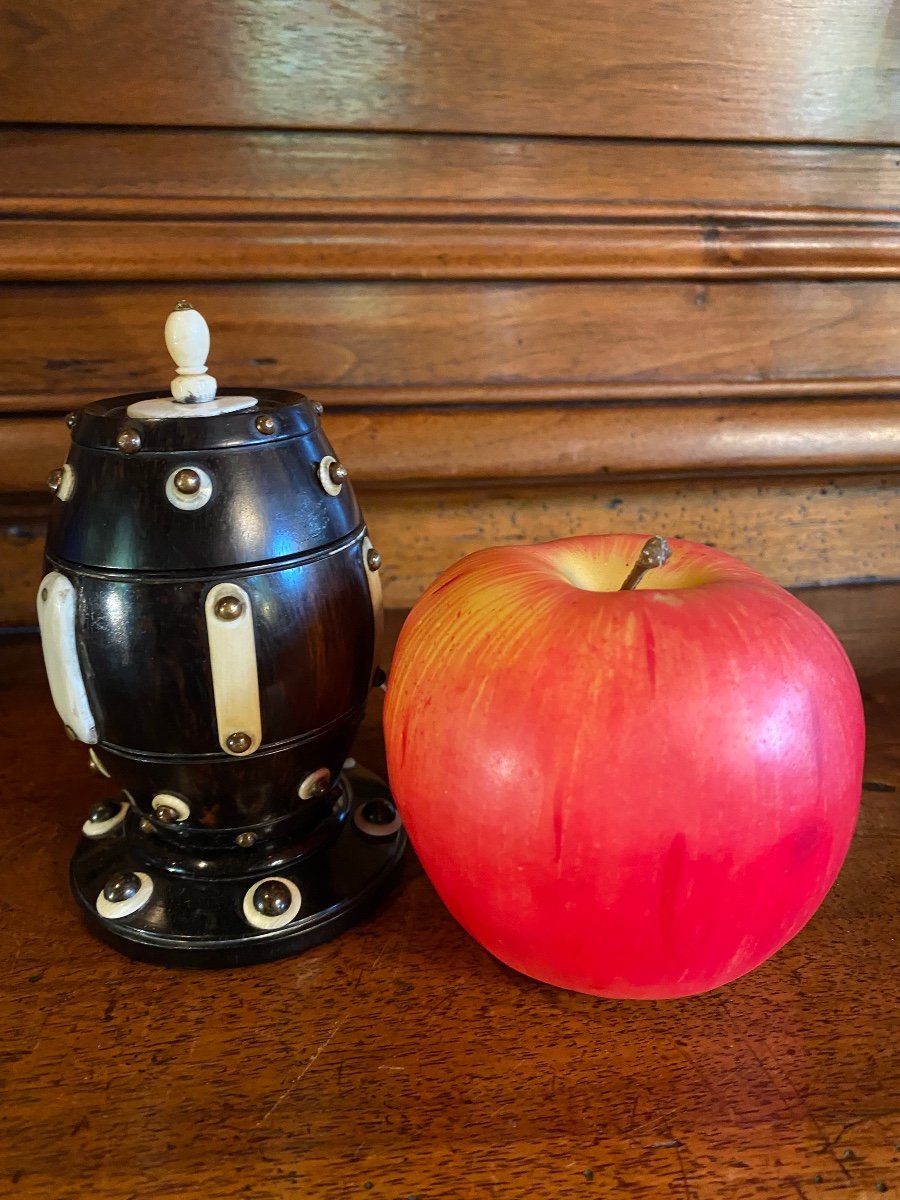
[37,304,405,966]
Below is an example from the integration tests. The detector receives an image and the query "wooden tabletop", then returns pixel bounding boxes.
[1,589,898,1200]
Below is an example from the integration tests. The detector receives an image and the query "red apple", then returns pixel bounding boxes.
[384,533,864,999]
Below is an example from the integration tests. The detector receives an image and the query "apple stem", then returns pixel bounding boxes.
[620,536,672,590]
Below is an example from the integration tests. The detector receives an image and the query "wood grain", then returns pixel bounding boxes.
[362,473,900,605]
[9,399,900,496]
[6,128,900,221]
[4,472,899,625]
[0,583,898,1199]
[5,281,900,405]
[2,0,900,142]
[9,218,900,281]
[0,497,44,626]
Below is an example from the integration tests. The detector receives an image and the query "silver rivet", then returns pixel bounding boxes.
[139,818,154,834]
[236,831,258,848]
[65,412,77,429]
[154,804,179,824]
[103,872,141,903]
[255,413,276,435]
[47,468,63,494]
[117,429,142,454]
[226,731,252,755]
[214,595,243,622]
[329,461,348,486]
[173,468,201,495]
[313,400,324,416]
[366,547,382,572]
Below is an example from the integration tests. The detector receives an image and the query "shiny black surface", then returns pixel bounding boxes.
[44,382,400,964]
[70,766,407,969]
[70,388,319,452]
[48,390,361,570]
[53,533,375,754]
[102,716,363,833]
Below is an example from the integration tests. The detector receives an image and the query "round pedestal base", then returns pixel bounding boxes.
[70,764,406,968]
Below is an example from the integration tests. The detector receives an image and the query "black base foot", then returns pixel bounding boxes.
[70,764,406,968]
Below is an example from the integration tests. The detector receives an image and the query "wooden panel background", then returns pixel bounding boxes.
[1,0,900,622]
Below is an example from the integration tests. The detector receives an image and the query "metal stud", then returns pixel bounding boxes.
[366,547,382,572]
[298,767,331,800]
[103,872,141,903]
[241,876,302,930]
[139,818,154,834]
[363,799,396,826]
[173,468,201,495]
[88,748,110,778]
[47,463,76,502]
[255,413,276,435]
[226,731,252,755]
[96,870,154,919]
[65,412,77,429]
[235,831,258,848]
[152,793,190,823]
[166,465,212,510]
[82,799,129,839]
[214,594,243,622]
[88,800,120,824]
[117,428,142,454]
[317,455,346,496]
[353,797,403,838]
[313,400,324,416]
[253,879,292,917]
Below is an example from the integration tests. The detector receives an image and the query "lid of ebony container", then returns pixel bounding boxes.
[45,303,362,573]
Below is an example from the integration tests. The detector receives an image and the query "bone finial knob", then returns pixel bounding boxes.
[165,300,218,404]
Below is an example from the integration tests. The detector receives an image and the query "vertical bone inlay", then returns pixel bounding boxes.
[36,571,98,744]
[362,533,384,684]
[204,583,263,755]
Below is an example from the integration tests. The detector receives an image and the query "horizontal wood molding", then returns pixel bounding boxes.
[5,129,900,221]
[2,1,900,143]
[4,471,899,624]
[8,218,900,282]
[363,473,900,604]
[329,400,900,483]
[8,398,900,495]
[8,377,900,415]
[4,282,900,403]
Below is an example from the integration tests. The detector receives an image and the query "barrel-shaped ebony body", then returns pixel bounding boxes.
[43,388,381,844]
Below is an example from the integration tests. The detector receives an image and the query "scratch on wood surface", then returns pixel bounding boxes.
[673,1139,694,1200]
[256,1014,350,1126]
